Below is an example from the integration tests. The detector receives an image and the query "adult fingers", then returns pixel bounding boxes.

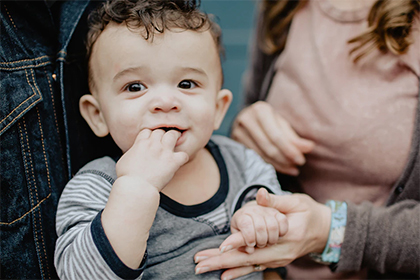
[194,248,220,263]
[256,108,306,165]
[256,188,300,214]
[291,136,315,154]
[220,265,266,280]
[237,107,294,167]
[277,116,315,154]
[231,124,261,153]
[195,247,281,273]
[232,123,299,176]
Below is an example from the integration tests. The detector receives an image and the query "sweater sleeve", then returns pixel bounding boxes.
[337,200,420,276]
[54,173,145,280]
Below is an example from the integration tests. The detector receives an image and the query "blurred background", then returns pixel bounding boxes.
[201,0,258,136]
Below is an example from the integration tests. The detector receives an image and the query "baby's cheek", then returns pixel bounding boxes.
[109,125,138,153]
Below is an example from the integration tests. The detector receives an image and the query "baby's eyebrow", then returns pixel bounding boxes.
[178,66,206,77]
[113,66,147,82]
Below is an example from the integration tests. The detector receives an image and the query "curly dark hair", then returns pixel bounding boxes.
[85,0,224,89]
[86,0,222,59]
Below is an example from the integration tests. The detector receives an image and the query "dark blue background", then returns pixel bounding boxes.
[201,0,257,136]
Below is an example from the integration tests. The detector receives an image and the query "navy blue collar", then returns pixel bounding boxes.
[159,140,229,218]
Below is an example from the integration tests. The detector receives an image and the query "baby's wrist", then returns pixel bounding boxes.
[114,175,160,197]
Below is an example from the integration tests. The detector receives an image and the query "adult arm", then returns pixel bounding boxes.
[339,200,420,274]
[195,191,420,279]
[195,191,331,280]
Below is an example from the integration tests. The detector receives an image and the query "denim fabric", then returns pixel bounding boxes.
[0,1,121,279]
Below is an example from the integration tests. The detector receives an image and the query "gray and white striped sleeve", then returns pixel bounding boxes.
[230,145,290,214]
[54,172,145,280]
[243,147,287,195]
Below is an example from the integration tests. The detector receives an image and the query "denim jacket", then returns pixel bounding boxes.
[0,1,119,279]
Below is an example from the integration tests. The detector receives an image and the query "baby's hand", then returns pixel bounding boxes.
[220,199,288,254]
[116,129,189,191]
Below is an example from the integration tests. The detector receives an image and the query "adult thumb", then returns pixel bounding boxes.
[256,188,299,214]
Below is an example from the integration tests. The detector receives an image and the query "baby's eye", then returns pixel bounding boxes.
[125,82,146,92]
[178,80,197,89]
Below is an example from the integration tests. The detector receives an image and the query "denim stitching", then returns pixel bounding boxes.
[0,61,50,71]
[0,69,41,134]
[20,118,46,278]
[29,72,51,278]
[0,55,51,65]
[0,194,51,226]
[3,4,17,30]
[43,68,65,166]
[36,106,51,278]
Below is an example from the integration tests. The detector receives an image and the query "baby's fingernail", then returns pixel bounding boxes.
[223,275,233,280]
[195,267,209,274]
[194,255,208,263]
[220,245,232,253]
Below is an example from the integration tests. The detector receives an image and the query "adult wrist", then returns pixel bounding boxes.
[310,200,347,265]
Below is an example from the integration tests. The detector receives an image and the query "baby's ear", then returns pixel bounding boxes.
[79,94,109,137]
[213,89,233,130]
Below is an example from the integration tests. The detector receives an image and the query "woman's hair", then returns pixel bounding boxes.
[260,0,420,62]
[86,0,222,59]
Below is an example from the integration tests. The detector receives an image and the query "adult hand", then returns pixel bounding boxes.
[194,189,331,280]
[231,101,315,176]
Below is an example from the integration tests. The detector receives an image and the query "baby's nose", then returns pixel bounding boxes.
[150,93,181,113]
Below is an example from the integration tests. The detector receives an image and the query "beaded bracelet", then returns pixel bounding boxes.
[309,200,347,265]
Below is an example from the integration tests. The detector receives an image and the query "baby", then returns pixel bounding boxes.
[54,1,287,279]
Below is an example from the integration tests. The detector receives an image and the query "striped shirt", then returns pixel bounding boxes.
[55,135,285,279]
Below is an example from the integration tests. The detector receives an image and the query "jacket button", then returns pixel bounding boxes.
[395,185,404,194]
[52,73,57,81]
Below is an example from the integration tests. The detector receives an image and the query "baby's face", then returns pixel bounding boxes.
[88,22,230,157]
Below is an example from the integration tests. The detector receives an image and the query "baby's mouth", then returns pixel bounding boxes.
[153,126,186,134]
